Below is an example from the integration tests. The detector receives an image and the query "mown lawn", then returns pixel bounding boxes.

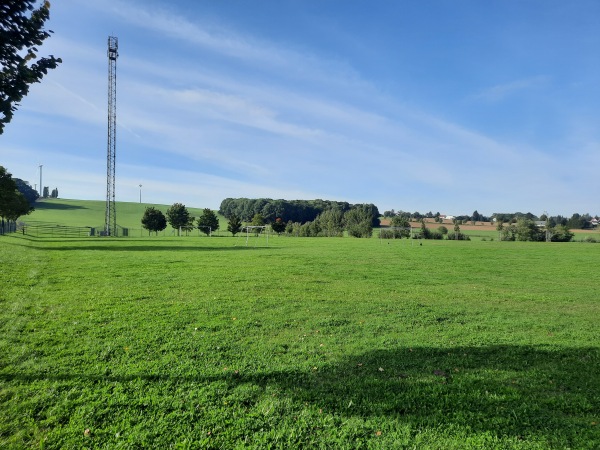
[1,234,598,449]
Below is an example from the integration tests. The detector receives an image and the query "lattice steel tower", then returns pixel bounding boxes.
[105,36,118,236]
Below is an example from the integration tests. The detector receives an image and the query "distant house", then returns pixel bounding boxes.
[534,221,546,227]
[591,218,599,227]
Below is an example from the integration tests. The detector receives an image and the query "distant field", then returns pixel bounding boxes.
[1,227,599,448]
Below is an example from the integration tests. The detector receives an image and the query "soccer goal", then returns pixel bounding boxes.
[237,225,270,247]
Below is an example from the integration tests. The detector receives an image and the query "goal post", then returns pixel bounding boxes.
[239,225,270,247]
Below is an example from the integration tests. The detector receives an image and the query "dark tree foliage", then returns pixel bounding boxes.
[0,166,33,222]
[567,213,591,230]
[14,178,38,204]
[141,206,167,235]
[227,214,242,236]
[219,198,375,225]
[251,213,264,227]
[1,0,62,133]
[344,206,373,238]
[270,217,286,234]
[197,208,219,236]
[316,207,344,237]
[166,203,191,235]
[493,212,538,224]
[550,225,573,242]
[498,218,574,242]
[390,214,410,228]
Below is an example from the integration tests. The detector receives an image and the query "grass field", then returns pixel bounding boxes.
[1,202,599,448]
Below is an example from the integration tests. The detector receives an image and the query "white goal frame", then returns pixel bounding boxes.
[239,225,270,247]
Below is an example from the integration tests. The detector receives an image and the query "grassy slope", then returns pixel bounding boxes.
[1,230,599,448]
[26,199,227,232]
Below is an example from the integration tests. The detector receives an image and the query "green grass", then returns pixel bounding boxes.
[1,230,599,449]
[25,199,228,236]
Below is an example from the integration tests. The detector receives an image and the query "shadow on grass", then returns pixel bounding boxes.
[1,235,276,251]
[41,245,276,252]
[2,345,598,445]
[33,201,87,211]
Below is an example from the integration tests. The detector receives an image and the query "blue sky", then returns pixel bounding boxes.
[2,0,599,216]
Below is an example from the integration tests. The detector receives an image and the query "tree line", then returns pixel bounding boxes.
[383,208,597,230]
[143,200,381,238]
[219,198,380,227]
[141,204,221,236]
[269,203,378,238]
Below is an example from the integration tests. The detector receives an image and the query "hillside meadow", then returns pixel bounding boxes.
[1,215,599,449]
[22,199,227,236]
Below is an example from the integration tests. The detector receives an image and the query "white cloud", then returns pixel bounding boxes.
[3,0,597,217]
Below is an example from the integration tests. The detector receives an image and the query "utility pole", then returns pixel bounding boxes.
[39,165,42,197]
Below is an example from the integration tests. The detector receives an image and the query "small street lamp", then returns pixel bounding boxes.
[139,184,142,203]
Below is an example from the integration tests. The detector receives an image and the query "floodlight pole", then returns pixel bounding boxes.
[105,36,118,236]
[39,165,42,197]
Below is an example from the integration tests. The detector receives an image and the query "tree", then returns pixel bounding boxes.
[251,213,264,227]
[197,208,219,236]
[417,219,432,239]
[390,214,410,228]
[166,203,191,236]
[514,218,544,241]
[567,213,589,230]
[182,216,196,235]
[344,207,373,238]
[453,221,460,240]
[1,1,62,134]
[496,220,504,240]
[0,167,33,230]
[317,207,344,237]
[250,213,265,235]
[14,178,38,204]
[550,225,573,242]
[270,217,286,234]
[390,215,411,236]
[227,214,242,236]
[141,207,167,235]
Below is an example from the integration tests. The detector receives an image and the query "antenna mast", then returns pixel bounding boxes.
[105,36,118,236]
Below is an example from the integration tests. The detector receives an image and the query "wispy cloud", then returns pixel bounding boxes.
[3,0,597,216]
[473,76,550,102]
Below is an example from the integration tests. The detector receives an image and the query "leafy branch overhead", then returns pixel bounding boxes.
[0,0,62,134]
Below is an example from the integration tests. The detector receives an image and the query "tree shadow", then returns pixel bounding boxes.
[41,245,276,252]
[1,235,277,251]
[33,201,87,211]
[2,345,598,445]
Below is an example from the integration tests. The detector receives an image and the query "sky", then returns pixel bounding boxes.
[2,0,599,217]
